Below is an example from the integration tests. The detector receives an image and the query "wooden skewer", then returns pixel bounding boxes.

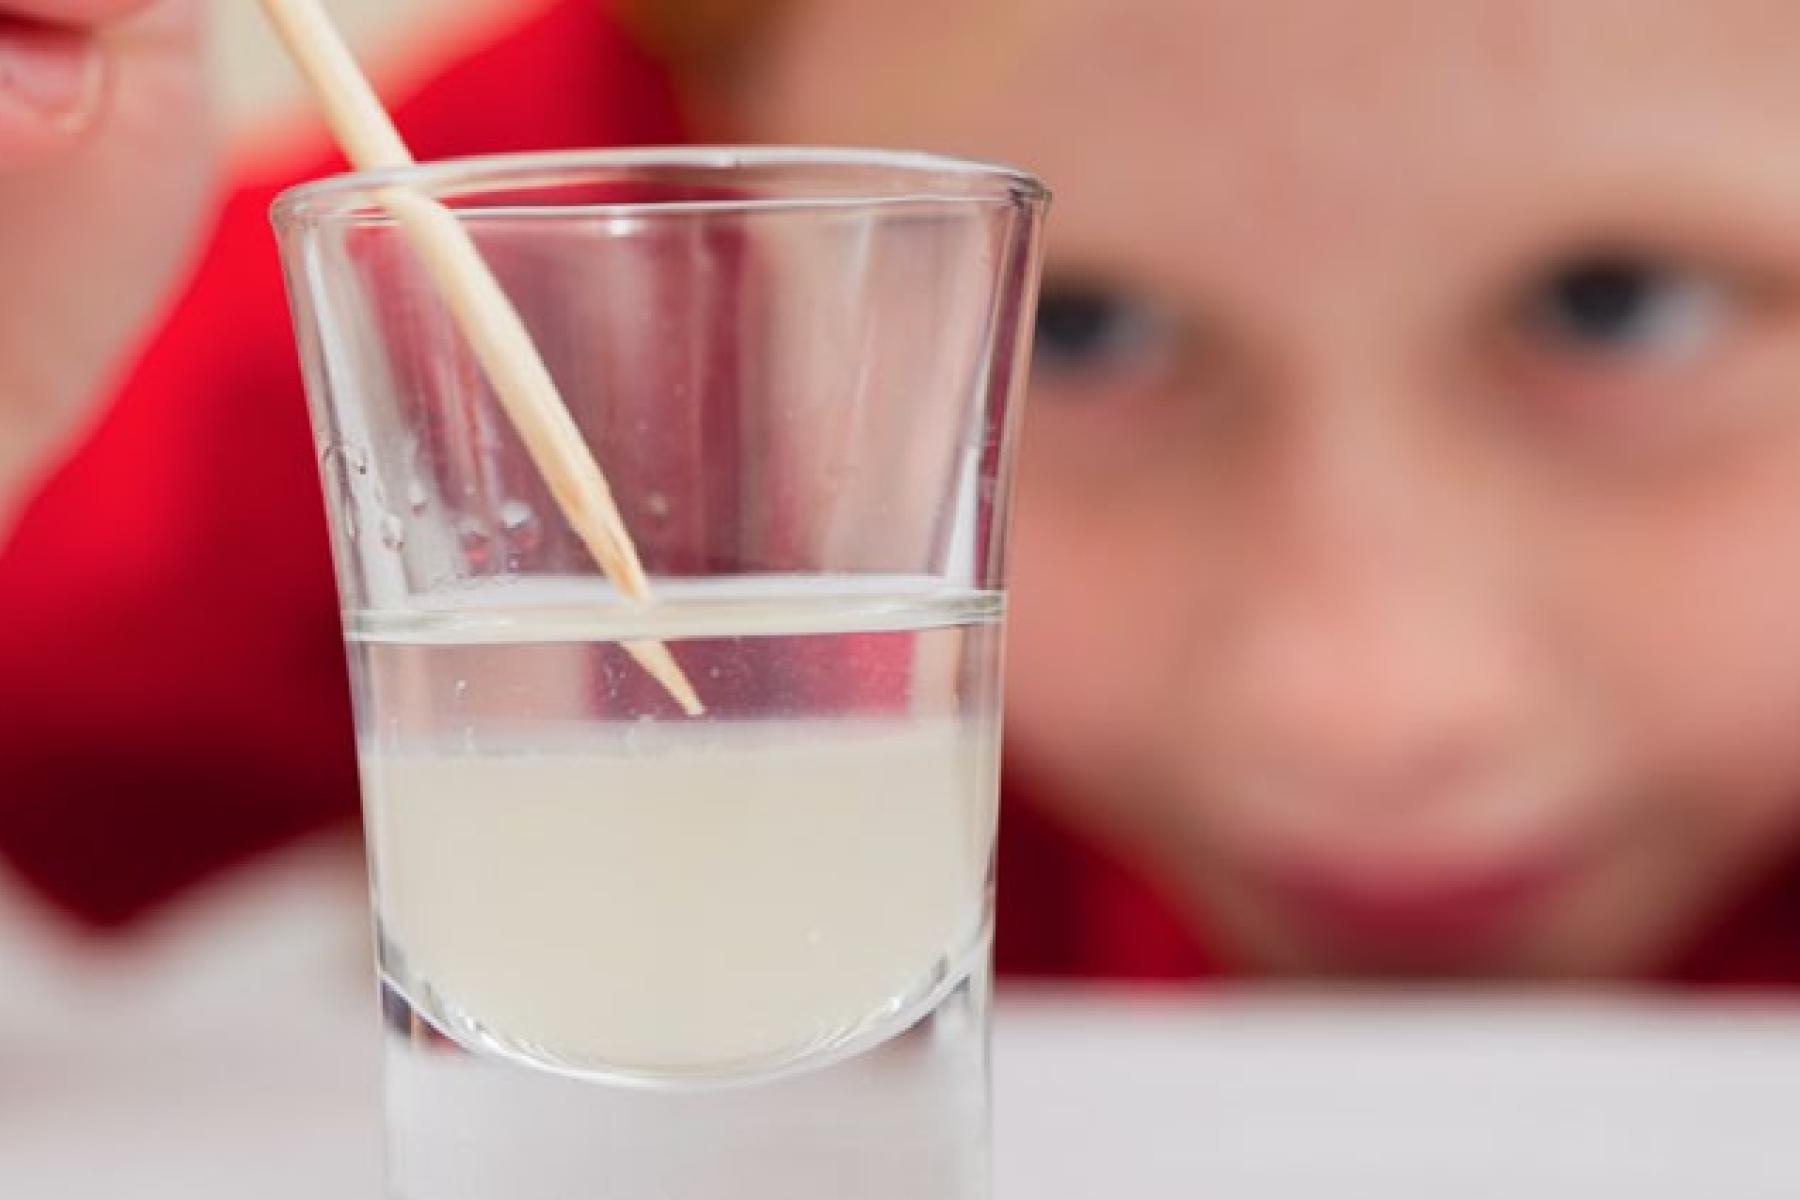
[258,0,703,717]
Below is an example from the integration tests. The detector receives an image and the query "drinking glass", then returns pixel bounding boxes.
[273,147,1047,1200]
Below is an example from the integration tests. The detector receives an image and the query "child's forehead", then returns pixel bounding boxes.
[780,0,1800,127]
[1027,0,1800,122]
[772,0,1800,228]
[761,0,1800,318]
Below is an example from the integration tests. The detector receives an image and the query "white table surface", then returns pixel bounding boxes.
[6,841,1800,1199]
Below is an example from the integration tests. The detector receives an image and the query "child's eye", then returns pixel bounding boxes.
[1032,278,1180,389]
[1521,253,1729,365]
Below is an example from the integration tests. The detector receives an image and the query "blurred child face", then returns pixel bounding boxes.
[741,0,1800,977]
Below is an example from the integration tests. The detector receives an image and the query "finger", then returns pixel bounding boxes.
[0,17,100,163]
[0,0,157,26]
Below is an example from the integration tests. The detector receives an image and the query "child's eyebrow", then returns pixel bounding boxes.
[1380,138,1800,289]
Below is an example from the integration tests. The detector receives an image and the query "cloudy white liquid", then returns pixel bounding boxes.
[350,580,1002,1082]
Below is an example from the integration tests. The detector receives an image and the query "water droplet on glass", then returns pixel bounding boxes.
[406,480,430,513]
[500,500,534,531]
[645,492,670,519]
[379,514,406,552]
[453,679,469,702]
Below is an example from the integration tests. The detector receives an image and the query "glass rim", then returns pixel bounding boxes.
[271,144,1050,228]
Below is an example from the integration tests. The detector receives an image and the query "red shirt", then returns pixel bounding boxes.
[0,0,1793,985]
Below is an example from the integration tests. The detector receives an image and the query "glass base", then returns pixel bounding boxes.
[379,957,991,1200]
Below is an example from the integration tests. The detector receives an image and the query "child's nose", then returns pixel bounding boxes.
[1217,580,1527,821]
[1202,410,1538,823]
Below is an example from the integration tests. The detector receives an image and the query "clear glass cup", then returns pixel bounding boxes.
[272,148,1048,1200]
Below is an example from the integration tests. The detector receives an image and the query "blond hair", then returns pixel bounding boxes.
[616,0,791,90]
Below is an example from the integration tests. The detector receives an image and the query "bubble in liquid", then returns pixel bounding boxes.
[499,499,543,554]
[406,480,430,513]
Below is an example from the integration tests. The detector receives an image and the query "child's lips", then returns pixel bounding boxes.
[1257,847,1575,958]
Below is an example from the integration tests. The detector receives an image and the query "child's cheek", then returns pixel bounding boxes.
[1550,417,1800,877]
[1002,412,1213,844]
